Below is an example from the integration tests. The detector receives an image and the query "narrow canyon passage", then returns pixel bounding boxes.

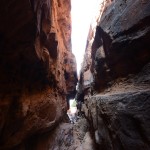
[0,0,150,150]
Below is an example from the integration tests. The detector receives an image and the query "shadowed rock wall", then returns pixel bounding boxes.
[0,0,77,149]
[77,0,150,150]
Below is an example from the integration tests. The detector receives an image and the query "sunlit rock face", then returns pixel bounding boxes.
[0,0,77,149]
[77,0,150,150]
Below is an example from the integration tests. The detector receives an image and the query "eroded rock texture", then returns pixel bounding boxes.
[26,118,95,150]
[77,0,150,150]
[0,0,77,149]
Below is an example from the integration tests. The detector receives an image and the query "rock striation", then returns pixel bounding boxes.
[0,0,77,149]
[77,0,150,150]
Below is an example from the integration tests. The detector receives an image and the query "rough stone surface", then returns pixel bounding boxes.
[83,66,150,150]
[91,0,150,91]
[22,118,95,150]
[25,123,74,150]
[0,0,77,149]
[77,0,150,150]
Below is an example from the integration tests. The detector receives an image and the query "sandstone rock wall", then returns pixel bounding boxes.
[77,0,150,149]
[0,0,77,149]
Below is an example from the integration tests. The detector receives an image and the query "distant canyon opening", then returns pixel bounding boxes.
[71,0,103,75]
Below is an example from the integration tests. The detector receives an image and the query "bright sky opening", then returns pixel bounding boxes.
[71,0,99,75]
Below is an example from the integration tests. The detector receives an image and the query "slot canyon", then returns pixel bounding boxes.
[0,0,150,150]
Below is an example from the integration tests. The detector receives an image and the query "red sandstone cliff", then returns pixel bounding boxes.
[0,0,77,149]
